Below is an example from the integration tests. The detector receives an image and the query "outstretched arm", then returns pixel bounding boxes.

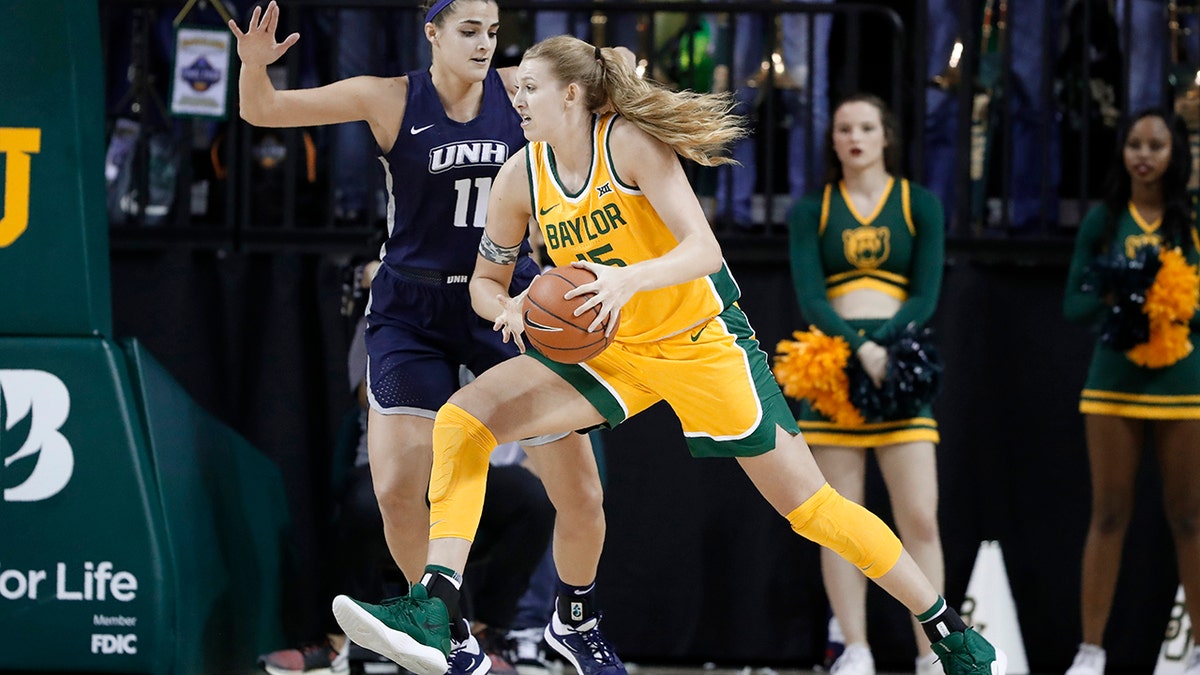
[229,0,406,149]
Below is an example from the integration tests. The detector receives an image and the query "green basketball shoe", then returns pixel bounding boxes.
[332,585,452,675]
[930,629,1007,675]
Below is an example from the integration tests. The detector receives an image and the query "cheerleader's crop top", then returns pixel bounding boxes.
[787,178,945,350]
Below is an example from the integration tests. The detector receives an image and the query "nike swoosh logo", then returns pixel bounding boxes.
[410,124,435,135]
[539,204,559,215]
[525,313,564,332]
[690,325,707,342]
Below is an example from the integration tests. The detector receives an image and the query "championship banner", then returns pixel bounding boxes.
[169,26,231,119]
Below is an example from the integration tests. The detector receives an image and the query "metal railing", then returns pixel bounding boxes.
[99,0,1178,258]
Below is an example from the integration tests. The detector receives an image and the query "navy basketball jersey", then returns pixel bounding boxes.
[378,68,528,272]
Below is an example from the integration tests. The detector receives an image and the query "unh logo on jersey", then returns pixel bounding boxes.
[1,370,74,502]
[428,140,509,174]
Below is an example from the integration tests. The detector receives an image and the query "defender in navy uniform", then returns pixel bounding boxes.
[230,3,614,674]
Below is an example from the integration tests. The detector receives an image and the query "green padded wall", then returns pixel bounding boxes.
[0,4,290,672]
[0,337,174,673]
[0,337,291,674]
[0,0,112,336]
[123,340,289,674]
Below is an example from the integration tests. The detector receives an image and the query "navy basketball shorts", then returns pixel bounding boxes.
[364,258,538,417]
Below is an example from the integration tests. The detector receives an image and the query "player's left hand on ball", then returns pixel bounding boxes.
[564,261,631,336]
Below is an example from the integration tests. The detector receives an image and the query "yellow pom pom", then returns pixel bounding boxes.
[1127,247,1199,368]
[773,328,865,426]
[1144,247,1199,323]
[1127,320,1193,368]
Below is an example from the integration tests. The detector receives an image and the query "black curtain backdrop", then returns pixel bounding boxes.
[110,249,1184,673]
[111,249,354,641]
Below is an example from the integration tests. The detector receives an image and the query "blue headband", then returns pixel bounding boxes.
[424,0,455,24]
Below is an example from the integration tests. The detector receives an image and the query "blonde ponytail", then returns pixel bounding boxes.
[525,36,747,166]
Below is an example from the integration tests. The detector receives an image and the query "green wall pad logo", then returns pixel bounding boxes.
[0,128,42,247]
[1,369,74,502]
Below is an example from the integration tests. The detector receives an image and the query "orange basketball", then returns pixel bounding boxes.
[522,266,619,364]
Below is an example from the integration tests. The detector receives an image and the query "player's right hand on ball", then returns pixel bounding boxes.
[493,287,531,352]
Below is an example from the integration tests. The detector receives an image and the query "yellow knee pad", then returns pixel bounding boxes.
[429,403,496,541]
[786,483,903,579]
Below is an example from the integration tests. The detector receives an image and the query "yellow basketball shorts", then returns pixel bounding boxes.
[527,304,800,457]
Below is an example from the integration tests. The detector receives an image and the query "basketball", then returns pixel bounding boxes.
[522,266,619,364]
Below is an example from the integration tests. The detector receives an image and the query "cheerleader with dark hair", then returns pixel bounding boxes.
[1062,108,1200,675]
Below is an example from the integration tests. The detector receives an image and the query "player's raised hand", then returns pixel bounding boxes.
[228,0,299,68]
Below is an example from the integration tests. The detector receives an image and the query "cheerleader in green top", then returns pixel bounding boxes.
[1061,109,1200,675]
[787,93,946,675]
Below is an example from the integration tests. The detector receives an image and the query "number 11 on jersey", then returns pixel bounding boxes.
[451,176,492,228]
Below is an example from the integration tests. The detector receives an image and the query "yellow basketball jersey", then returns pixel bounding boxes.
[526,113,740,343]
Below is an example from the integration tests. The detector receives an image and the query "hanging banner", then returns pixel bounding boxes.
[169,26,231,119]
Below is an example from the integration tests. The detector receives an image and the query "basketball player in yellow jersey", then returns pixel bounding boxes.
[336,35,1006,675]
[526,110,739,346]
